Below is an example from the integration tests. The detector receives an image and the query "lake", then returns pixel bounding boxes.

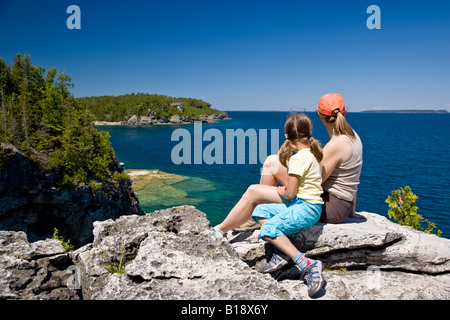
[99,111,450,238]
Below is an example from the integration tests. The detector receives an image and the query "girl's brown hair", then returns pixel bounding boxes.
[278,113,323,167]
[320,109,356,140]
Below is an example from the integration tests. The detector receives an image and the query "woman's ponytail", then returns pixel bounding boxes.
[309,137,323,163]
[333,111,356,140]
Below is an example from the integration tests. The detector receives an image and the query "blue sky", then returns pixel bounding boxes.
[0,0,449,111]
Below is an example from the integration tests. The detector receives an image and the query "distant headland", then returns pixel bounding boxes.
[77,93,229,125]
[361,109,449,114]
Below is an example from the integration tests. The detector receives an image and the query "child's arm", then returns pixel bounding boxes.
[277,174,300,200]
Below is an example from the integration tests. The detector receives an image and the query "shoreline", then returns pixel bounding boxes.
[94,112,230,126]
[360,109,449,114]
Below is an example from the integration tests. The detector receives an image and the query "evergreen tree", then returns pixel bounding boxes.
[0,58,11,133]
[0,53,116,187]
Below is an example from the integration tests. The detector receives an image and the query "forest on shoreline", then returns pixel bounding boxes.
[77,93,225,123]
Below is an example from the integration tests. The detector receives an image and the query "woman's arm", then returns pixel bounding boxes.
[321,137,351,182]
[276,174,300,200]
[348,193,366,219]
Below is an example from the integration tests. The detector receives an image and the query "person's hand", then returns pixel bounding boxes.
[277,186,293,202]
[276,186,285,196]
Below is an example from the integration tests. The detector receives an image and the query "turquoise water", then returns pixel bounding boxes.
[100,111,450,238]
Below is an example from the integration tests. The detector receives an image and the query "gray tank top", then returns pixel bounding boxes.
[322,131,363,201]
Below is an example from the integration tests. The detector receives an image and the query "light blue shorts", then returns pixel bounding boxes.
[251,197,321,239]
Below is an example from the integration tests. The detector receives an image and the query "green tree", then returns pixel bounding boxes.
[49,104,115,186]
[1,53,119,187]
[10,53,46,150]
[386,186,442,237]
[0,58,11,133]
[41,68,64,132]
[52,228,74,253]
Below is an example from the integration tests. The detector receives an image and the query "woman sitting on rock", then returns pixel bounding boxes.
[315,93,364,223]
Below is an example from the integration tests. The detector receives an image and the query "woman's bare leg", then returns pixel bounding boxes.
[232,155,289,230]
[215,184,284,233]
[215,155,289,233]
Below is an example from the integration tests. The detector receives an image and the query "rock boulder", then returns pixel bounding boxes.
[230,212,450,275]
[0,231,81,299]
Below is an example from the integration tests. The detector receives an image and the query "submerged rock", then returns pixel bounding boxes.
[125,169,215,210]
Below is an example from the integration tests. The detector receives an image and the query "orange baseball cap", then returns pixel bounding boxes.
[317,93,347,116]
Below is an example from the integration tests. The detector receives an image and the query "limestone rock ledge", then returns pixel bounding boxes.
[1,206,449,300]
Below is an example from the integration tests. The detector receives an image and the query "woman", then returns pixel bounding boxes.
[315,93,364,223]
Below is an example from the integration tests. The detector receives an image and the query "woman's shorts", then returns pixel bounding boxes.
[320,190,354,224]
[251,197,321,239]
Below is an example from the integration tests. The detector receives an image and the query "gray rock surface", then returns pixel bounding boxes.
[1,206,449,300]
[230,212,450,275]
[72,206,290,300]
[0,231,81,299]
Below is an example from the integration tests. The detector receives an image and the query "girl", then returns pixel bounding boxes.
[214,113,325,297]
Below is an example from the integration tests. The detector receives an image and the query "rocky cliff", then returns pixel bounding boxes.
[0,143,143,247]
[1,205,449,300]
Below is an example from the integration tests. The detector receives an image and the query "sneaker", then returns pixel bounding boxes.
[261,250,292,273]
[233,219,261,232]
[302,259,324,298]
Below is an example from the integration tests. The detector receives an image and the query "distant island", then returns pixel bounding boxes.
[361,109,449,114]
[77,93,229,125]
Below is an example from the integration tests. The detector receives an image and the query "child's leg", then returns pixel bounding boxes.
[257,201,325,298]
[261,232,310,271]
[271,237,311,271]
[263,234,299,260]
[255,200,321,272]
[255,217,298,258]
[254,200,320,240]
[215,184,283,233]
